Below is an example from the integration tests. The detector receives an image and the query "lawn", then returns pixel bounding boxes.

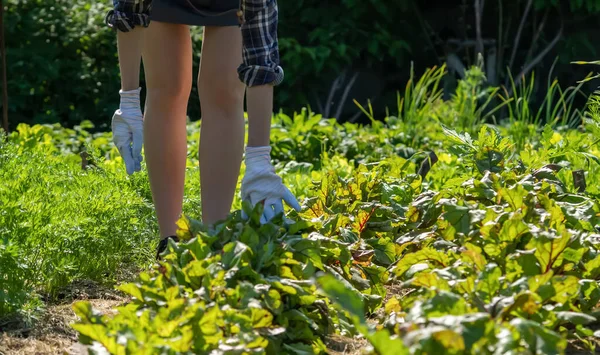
[2,65,600,354]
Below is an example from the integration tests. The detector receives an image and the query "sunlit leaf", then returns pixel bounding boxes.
[317,273,365,325]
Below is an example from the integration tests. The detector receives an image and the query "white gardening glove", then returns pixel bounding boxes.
[240,146,301,224]
[112,87,144,175]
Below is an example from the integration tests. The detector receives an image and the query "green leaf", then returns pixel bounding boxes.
[251,308,274,328]
[527,230,570,273]
[483,243,502,258]
[366,329,409,355]
[579,280,600,312]
[366,237,397,266]
[441,125,476,150]
[538,275,580,304]
[497,292,541,320]
[317,273,366,325]
[393,248,450,278]
[263,289,283,314]
[562,247,585,263]
[222,242,250,269]
[476,264,502,303]
[183,260,208,289]
[475,149,504,174]
[584,254,600,278]
[200,307,219,334]
[71,301,96,322]
[240,225,260,250]
[165,286,179,302]
[281,309,319,332]
[266,277,307,296]
[499,185,527,211]
[555,311,597,325]
[538,195,566,231]
[441,204,471,236]
[551,276,580,304]
[498,212,529,242]
[417,291,469,317]
[509,318,567,354]
[283,342,317,355]
[288,220,313,235]
[461,248,487,271]
[430,314,491,350]
[361,265,389,298]
[188,238,211,260]
[514,250,542,276]
[432,329,466,351]
[385,297,401,315]
[117,283,144,301]
[287,238,324,270]
[528,272,554,293]
[70,324,115,350]
[408,272,451,291]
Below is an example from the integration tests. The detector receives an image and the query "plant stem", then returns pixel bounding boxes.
[474,0,484,55]
[335,71,359,122]
[508,0,533,71]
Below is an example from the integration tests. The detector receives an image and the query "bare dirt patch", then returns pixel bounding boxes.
[325,334,369,355]
[0,280,128,355]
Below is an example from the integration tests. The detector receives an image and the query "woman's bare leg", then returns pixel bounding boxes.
[246,86,273,147]
[117,28,145,91]
[197,26,246,225]
[142,22,193,238]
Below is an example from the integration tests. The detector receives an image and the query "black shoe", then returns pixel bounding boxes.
[156,235,179,260]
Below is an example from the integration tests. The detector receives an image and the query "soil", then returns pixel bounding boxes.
[0,280,129,355]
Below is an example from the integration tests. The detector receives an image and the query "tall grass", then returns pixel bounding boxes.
[353,63,446,148]
[363,63,446,146]
[0,131,160,327]
[503,59,589,128]
[445,56,510,131]
[360,57,510,140]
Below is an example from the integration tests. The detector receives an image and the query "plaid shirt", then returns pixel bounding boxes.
[105,0,152,32]
[237,0,284,87]
[106,0,283,87]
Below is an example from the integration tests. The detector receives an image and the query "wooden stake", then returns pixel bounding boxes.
[417,151,439,179]
[573,170,587,193]
[0,0,8,133]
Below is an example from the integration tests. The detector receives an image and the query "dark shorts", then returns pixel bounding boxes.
[150,0,241,27]
[106,0,240,31]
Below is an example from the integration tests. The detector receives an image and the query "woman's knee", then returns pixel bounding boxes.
[196,25,245,115]
[148,78,192,105]
[197,76,244,113]
[142,21,193,105]
[146,70,192,110]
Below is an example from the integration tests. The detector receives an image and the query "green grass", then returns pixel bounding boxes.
[2,64,600,353]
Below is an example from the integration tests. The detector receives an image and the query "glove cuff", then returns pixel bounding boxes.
[119,87,142,111]
[119,87,142,96]
[244,145,272,168]
[245,145,271,158]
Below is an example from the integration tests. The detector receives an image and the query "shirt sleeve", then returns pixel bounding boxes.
[237,0,284,87]
[105,0,152,32]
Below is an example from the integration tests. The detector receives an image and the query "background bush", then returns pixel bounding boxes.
[4,0,600,130]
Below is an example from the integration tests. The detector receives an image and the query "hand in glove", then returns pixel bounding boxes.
[112,87,144,175]
[240,146,301,224]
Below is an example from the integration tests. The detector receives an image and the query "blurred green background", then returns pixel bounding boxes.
[3,0,600,129]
